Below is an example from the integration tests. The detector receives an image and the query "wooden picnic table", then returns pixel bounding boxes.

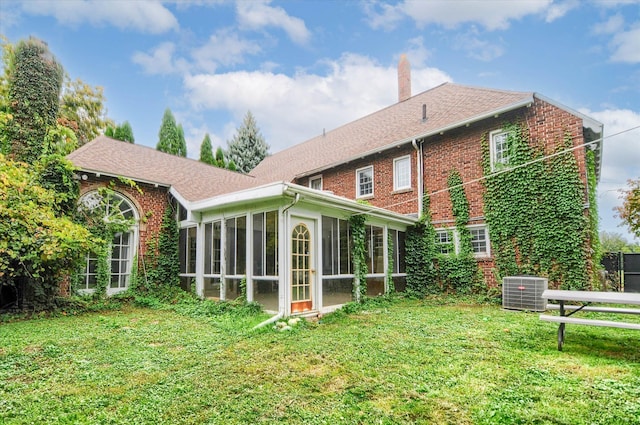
[540,290,640,351]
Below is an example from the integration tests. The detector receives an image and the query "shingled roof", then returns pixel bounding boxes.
[251,82,533,182]
[68,136,263,202]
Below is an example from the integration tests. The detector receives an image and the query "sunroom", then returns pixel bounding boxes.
[176,182,415,316]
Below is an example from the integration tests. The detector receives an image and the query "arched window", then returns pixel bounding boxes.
[78,191,139,294]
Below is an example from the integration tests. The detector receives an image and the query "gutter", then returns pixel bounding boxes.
[294,96,535,180]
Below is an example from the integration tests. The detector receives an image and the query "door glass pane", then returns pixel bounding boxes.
[291,224,311,302]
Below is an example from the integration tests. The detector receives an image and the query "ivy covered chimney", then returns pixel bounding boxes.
[398,54,411,102]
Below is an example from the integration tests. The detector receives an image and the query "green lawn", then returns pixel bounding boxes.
[1,297,639,424]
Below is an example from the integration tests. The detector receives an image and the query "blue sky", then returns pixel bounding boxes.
[2,0,639,242]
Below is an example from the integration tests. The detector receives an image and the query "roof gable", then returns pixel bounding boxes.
[251,82,533,181]
[67,136,263,202]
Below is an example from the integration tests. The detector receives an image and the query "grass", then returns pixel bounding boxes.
[1,296,639,424]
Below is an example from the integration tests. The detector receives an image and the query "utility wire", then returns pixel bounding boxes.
[357,124,640,215]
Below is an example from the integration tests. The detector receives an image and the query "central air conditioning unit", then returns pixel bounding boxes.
[502,276,548,312]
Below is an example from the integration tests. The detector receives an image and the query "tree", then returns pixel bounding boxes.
[226,110,269,173]
[199,133,215,165]
[157,108,186,156]
[113,121,135,143]
[5,37,64,163]
[0,153,93,309]
[177,123,187,157]
[59,77,110,146]
[600,231,640,253]
[616,178,640,238]
[214,146,225,167]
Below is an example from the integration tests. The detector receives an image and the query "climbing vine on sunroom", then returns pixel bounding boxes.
[481,123,591,289]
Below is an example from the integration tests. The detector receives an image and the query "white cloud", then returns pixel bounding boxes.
[191,28,262,72]
[545,0,579,22]
[132,29,261,75]
[20,0,178,34]
[365,0,554,31]
[610,27,640,63]
[362,1,404,31]
[236,0,311,45]
[132,42,184,75]
[404,37,431,67]
[580,107,640,239]
[454,28,505,62]
[593,14,625,35]
[183,54,451,152]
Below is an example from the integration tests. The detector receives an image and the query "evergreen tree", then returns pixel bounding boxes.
[215,146,226,168]
[226,110,269,173]
[157,108,180,155]
[114,121,134,143]
[6,37,64,163]
[177,123,187,157]
[199,133,215,165]
[104,125,115,138]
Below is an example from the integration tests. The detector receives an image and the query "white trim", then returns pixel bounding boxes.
[77,190,139,296]
[489,128,511,171]
[434,224,490,258]
[393,155,411,191]
[309,175,323,190]
[356,165,374,198]
[467,224,491,258]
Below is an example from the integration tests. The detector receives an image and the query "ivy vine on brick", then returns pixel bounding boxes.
[481,123,590,289]
[435,170,480,293]
[405,193,438,296]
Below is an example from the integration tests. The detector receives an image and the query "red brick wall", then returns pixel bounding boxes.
[296,144,420,215]
[79,176,170,266]
[297,98,589,287]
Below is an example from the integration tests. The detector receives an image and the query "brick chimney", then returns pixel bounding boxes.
[398,54,411,102]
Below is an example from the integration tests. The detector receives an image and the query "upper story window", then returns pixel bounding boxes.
[393,156,411,191]
[356,166,373,198]
[490,129,513,171]
[309,176,323,190]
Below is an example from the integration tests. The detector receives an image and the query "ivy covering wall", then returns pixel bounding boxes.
[405,194,437,296]
[481,123,591,289]
[435,170,481,293]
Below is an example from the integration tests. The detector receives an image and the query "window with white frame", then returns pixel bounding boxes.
[309,176,323,190]
[78,191,138,294]
[393,156,411,191]
[365,225,384,274]
[435,225,490,258]
[179,226,197,275]
[252,211,278,277]
[356,166,373,198]
[490,129,513,170]
[435,229,455,255]
[469,226,489,257]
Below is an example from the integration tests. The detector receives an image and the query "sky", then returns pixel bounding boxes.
[2,0,639,242]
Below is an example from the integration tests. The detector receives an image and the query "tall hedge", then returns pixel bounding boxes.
[7,38,63,163]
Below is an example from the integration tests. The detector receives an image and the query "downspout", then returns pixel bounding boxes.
[252,311,285,329]
[253,185,301,330]
[412,139,424,217]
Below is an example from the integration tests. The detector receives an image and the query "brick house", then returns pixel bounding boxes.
[68,57,602,315]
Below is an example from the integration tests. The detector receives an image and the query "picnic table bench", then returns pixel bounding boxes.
[540,290,640,350]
